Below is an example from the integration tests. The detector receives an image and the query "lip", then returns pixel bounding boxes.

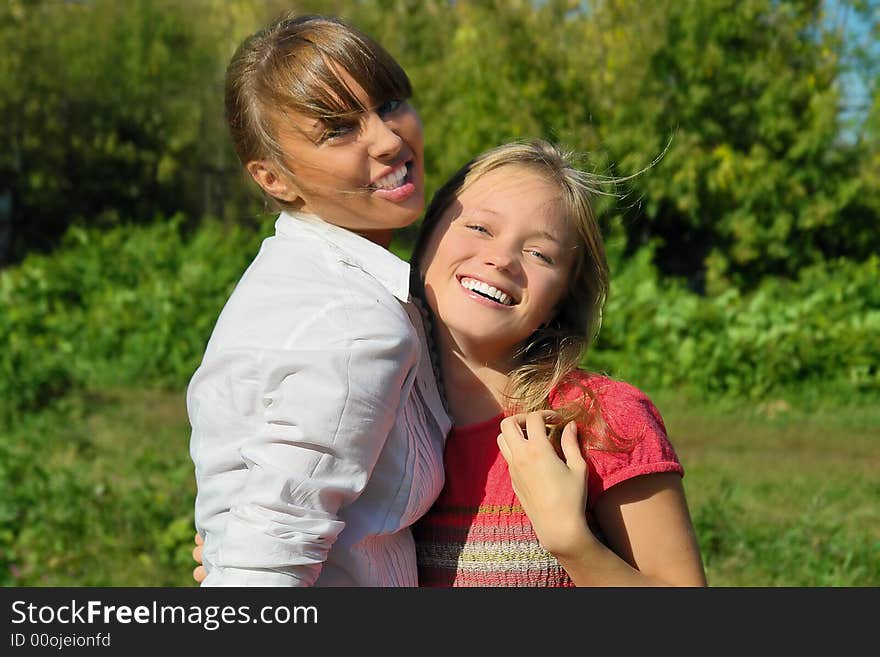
[371,160,417,203]
[457,275,519,307]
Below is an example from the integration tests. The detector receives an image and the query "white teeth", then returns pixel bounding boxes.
[460,277,514,306]
[373,165,407,190]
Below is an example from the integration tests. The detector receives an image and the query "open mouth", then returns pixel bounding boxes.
[371,162,410,191]
[459,276,517,306]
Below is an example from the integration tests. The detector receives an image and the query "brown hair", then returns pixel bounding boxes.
[224,13,412,209]
[412,139,627,451]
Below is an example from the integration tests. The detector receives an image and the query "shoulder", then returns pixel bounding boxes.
[590,375,667,436]
[550,371,670,449]
[559,373,684,502]
[203,237,417,357]
[551,371,664,424]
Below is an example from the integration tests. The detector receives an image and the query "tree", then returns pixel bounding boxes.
[0,0,279,266]
[589,0,880,290]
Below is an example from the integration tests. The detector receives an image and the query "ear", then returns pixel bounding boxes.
[246,160,301,203]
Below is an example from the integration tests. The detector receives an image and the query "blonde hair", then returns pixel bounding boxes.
[413,139,624,450]
[224,13,412,210]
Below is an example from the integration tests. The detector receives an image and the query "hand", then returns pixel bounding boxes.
[192,533,206,584]
[497,411,592,558]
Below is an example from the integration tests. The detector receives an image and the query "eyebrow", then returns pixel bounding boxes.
[468,208,564,244]
[534,230,562,244]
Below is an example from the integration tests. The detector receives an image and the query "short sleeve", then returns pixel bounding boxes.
[550,373,684,508]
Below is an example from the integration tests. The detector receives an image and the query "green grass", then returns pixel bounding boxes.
[1,389,196,586]
[651,389,880,586]
[2,386,877,586]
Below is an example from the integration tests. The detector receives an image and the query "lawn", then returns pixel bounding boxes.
[653,390,880,586]
[3,386,877,586]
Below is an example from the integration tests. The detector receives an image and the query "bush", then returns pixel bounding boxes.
[591,245,880,400]
[2,217,877,427]
[0,214,269,426]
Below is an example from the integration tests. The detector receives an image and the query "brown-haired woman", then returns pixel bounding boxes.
[188,13,450,586]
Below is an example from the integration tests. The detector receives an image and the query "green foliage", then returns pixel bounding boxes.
[2,216,876,430]
[0,215,269,426]
[1,0,878,588]
[340,0,880,285]
[2,386,876,586]
[591,244,880,399]
[2,0,878,283]
[584,0,880,288]
[0,0,274,262]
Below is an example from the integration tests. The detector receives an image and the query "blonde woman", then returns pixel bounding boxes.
[410,140,706,586]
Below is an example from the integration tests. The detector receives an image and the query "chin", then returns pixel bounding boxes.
[391,209,424,229]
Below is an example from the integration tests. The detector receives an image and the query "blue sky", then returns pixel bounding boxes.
[826,0,878,134]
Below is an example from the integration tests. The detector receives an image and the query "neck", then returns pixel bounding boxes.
[435,330,513,426]
[354,228,394,249]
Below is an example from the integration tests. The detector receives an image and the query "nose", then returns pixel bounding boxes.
[365,112,403,160]
[483,243,521,276]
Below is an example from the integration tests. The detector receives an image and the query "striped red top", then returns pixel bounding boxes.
[414,372,684,587]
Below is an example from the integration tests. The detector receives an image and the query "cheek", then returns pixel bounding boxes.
[419,223,456,274]
[402,110,424,151]
[534,273,570,323]
[422,253,453,306]
[421,260,440,297]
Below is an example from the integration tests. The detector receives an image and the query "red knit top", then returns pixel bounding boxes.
[414,372,684,587]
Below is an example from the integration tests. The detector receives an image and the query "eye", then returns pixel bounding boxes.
[319,121,358,143]
[465,223,490,235]
[377,99,403,117]
[526,249,554,265]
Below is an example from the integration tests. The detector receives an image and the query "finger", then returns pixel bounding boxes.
[194,532,203,547]
[193,565,206,583]
[531,410,563,444]
[192,544,203,564]
[507,410,559,431]
[560,421,587,470]
[500,415,526,441]
[506,412,529,430]
[525,411,554,449]
[497,433,513,463]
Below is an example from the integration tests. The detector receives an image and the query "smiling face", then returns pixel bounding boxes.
[224,15,425,247]
[248,69,425,246]
[419,165,577,367]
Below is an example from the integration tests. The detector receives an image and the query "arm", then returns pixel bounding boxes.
[189,302,418,586]
[497,411,707,587]
[553,470,707,587]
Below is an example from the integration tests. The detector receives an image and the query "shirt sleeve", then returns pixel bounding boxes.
[189,298,419,587]
[580,379,684,508]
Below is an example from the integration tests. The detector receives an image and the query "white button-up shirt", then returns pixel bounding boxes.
[188,211,451,586]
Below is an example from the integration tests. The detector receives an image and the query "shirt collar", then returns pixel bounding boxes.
[275,211,412,303]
